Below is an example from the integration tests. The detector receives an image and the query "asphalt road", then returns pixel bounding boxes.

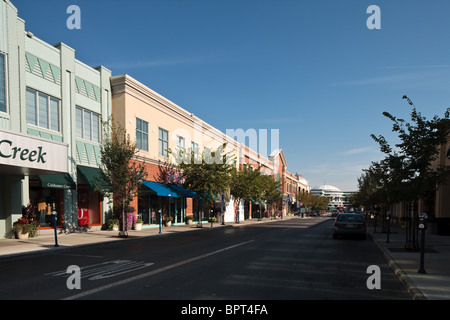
[0,217,411,302]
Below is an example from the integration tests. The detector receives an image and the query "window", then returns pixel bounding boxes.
[191,142,199,162]
[158,128,169,157]
[26,88,60,132]
[177,136,185,153]
[0,53,7,113]
[136,118,148,151]
[76,106,101,142]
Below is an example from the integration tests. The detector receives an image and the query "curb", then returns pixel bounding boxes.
[369,233,427,300]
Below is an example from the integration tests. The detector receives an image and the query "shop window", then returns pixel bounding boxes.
[136,118,148,151]
[26,87,60,132]
[0,53,7,113]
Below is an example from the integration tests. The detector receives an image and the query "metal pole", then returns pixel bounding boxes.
[418,228,426,274]
[418,213,427,274]
[158,209,162,234]
[386,211,391,243]
[52,203,59,247]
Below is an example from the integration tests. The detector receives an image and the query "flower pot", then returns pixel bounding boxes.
[134,223,142,231]
[16,232,29,239]
[165,221,172,227]
[112,225,119,231]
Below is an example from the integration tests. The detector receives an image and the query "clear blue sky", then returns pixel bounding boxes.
[11,0,450,191]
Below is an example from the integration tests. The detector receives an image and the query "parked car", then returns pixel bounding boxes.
[333,213,366,239]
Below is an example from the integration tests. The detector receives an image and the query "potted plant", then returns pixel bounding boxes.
[108,218,120,231]
[135,218,143,230]
[12,217,36,239]
[165,216,173,227]
[186,216,194,225]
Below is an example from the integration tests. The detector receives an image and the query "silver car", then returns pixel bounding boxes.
[333,213,366,239]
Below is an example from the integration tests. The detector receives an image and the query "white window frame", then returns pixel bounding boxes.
[136,118,149,151]
[26,87,60,132]
[76,106,101,143]
[158,127,169,157]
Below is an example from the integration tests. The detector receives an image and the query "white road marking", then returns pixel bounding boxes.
[63,240,255,300]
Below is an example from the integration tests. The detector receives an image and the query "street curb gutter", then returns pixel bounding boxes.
[0,224,234,261]
[369,233,427,300]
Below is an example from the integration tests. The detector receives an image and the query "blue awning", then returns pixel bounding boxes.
[142,181,180,198]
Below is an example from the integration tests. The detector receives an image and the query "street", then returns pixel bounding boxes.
[0,217,410,301]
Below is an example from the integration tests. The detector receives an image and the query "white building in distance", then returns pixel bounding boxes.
[311,184,355,210]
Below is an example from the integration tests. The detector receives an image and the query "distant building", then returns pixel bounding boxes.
[311,185,355,210]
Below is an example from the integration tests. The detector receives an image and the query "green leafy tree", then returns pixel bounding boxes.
[99,120,147,237]
[174,143,234,225]
[369,96,450,247]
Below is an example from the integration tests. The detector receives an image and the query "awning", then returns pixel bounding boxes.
[142,181,180,197]
[39,173,76,190]
[168,184,198,198]
[77,165,112,192]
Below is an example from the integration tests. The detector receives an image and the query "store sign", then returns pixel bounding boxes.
[0,129,68,173]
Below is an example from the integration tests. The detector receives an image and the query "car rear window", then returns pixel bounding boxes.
[337,215,364,222]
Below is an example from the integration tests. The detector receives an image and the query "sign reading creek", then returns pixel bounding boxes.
[0,129,68,173]
[0,139,47,163]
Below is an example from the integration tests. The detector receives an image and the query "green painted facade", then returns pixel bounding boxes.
[0,0,112,237]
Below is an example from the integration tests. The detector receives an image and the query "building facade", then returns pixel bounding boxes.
[110,74,241,225]
[0,1,112,238]
[311,184,354,211]
[1,0,310,237]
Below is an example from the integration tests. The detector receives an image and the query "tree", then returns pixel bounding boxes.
[229,165,278,223]
[260,174,282,212]
[174,143,234,226]
[370,96,450,247]
[99,120,147,237]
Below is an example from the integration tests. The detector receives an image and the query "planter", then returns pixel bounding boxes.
[134,223,143,231]
[112,225,119,231]
[165,221,172,227]
[16,232,29,239]
[186,219,193,225]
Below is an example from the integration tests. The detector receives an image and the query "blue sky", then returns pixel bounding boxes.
[11,0,450,191]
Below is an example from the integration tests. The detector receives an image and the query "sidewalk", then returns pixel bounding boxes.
[369,224,450,300]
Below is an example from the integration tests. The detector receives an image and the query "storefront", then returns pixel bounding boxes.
[0,128,70,237]
[137,180,186,226]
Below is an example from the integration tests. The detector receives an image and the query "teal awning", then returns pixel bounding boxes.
[168,184,198,198]
[143,181,180,198]
[77,165,112,192]
[39,173,76,190]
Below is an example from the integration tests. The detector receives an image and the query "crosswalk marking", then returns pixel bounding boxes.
[45,260,154,281]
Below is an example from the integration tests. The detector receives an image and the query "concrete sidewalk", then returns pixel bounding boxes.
[369,225,450,300]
